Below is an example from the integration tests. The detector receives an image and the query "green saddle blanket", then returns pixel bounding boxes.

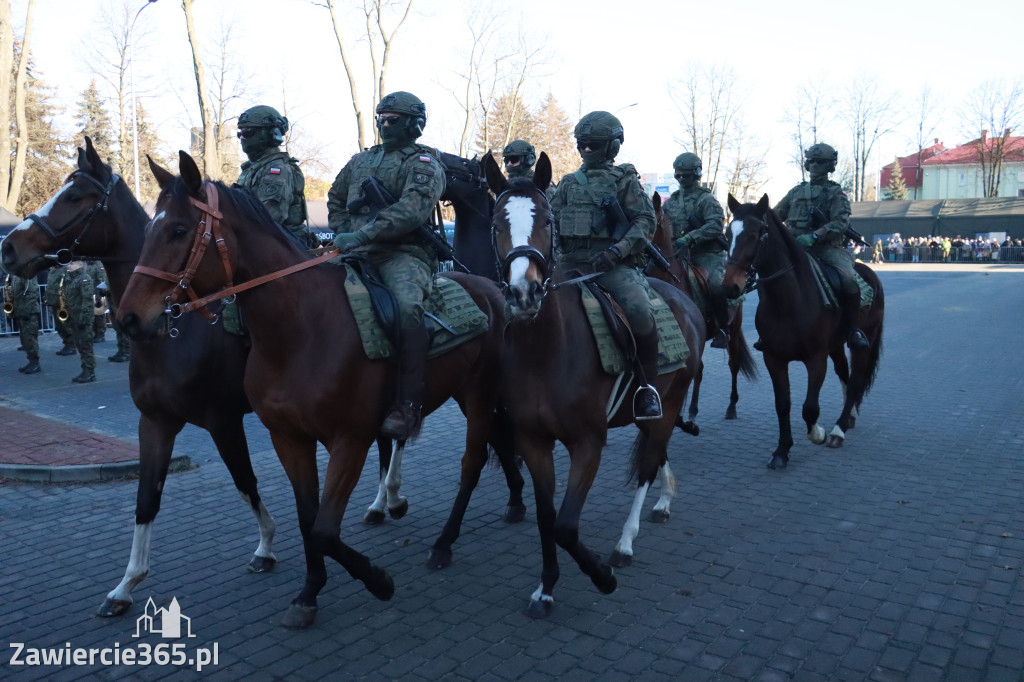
[580,285,689,376]
[806,256,874,310]
[343,265,489,360]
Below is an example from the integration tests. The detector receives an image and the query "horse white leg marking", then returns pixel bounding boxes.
[614,482,650,559]
[106,523,153,604]
[830,425,845,441]
[652,462,676,515]
[240,493,276,559]
[851,404,858,419]
[367,477,388,515]
[808,424,826,444]
[384,443,406,511]
[531,583,554,603]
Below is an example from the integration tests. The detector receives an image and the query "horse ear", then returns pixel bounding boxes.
[83,135,111,181]
[77,145,88,172]
[178,151,203,197]
[727,193,741,214]
[482,152,508,196]
[652,191,662,212]
[757,193,770,212]
[533,152,552,192]
[148,155,176,191]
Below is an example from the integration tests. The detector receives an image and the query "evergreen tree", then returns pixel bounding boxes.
[885,158,908,200]
[133,100,170,203]
[475,92,537,156]
[532,92,577,182]
[74,80,115,155]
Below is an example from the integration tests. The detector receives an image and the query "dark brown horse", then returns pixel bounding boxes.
[116,151,509,629]
[436,150,498,281]
[483,152,705,617]
[0,138,277,617]
[648,192,758,429]
[722,194,884,470]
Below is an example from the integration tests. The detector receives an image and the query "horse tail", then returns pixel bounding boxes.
[626,429,666,487]
[861,316,883,402]
[730,325,759,380]
[856,265,885,403]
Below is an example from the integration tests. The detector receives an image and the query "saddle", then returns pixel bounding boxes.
[805,255,874,310]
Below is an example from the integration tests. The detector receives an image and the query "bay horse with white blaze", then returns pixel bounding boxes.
[0,137,277,617]
[722,194,884,470]
[117,151,508,629]
[484,152,705,617]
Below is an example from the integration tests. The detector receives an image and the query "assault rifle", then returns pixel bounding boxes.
[347,176,469,272]
[600,196,679,282]
[809,205,868,247]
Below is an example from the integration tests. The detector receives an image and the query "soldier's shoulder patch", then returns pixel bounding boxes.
[414,172,430,184]
[418,155,432,163]
[269,167,281,175]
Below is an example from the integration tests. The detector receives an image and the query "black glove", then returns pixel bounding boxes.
[591,246,622,272]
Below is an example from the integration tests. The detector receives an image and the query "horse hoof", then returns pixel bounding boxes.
[826,435,844,449]
[527,598,553,619]
[388,499,409,520]
[593,567,618,595]
[365,566,395,601]
[807,425,826,445]
[649,509,670,524]
[281,603,318,630]
[425,548,452,570]
[504,504,527,524]
[725,408,737,420]
[247,555,276,573]
[363,510,387,525]
[680,421,700,436]
[608,551,633,568]
[97,598,132,617]
[767,456,788,470]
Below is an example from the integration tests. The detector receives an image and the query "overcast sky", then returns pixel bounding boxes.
[13,0,1024,200]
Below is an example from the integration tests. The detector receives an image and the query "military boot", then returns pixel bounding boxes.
[72,370,96,383]
[56,345,77,356]
[632,329,663,420]
[19,362,41,374]
[709,292,731,349]
[842,291,869,350]
[381,323,429,441]
[108,351,130,363]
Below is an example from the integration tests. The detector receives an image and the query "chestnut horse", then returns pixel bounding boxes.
[117,152,508,629]
[0,138,277,617]
[722,194,884,470]
[648,192,758,428]
[483,152,705,617]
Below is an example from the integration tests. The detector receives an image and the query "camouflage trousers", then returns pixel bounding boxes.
[567,260,656,336]
[51,307,74,346]
[812,246,860,297]
[16,314,40,363]
[691,250,725,290]
[369,252,434,330]
[71,316,96,372]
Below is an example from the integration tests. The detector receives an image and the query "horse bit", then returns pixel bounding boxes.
[726,219,793,293]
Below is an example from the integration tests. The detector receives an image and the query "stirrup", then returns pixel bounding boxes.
[847,329,869,350]
[753,338,765,352]
[633,384,662,421]
[381,401,423,441]
[710,329,730,349]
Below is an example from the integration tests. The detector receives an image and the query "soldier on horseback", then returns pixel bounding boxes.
[549,110,662,420]
[662,152,731,349]
[502,139,537,179]
[774,143,868,350]
[327,91,446,440]
[234,105,319,249]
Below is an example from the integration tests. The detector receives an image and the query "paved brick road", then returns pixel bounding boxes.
[1,266,1022,680]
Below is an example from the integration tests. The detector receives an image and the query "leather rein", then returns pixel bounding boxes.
[131,181,339,331]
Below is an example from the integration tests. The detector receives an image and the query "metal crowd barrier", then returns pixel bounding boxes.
[865,245,1024,264]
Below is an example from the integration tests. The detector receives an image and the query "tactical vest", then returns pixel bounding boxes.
[786,182,832,231]
[237,151,307,228]
[558,165,629,246]
[345,143,438,235]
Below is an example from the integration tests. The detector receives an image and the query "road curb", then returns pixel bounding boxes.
[0,454,195,484]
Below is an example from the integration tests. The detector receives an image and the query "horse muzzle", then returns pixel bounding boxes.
[503,280,544,319]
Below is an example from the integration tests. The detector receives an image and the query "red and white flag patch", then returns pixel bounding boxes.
[418,155,432,163]
[269,167,281,174]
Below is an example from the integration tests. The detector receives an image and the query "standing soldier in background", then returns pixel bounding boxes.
[502,140,537,179]
[549,110,662,420]
[5,273,42,374]
[64,261,97,383]
[45,263,77,356]
[662,152,731,348]
[86,261,108,343]
[773,143,868,350]
[327,91,446,440]
[234,105,320,249]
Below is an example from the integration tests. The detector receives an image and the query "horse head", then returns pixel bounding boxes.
[722,193,772,298]
[484,150,554,318]
[1,136,128,277]
[118,151,238,340]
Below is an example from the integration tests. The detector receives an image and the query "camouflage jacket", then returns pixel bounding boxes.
[326,142,446,264]
[62,266,95,323]
[6,274,39,317]
[774,180,851,248]
[662,187,726,254]
[549,161,655,264]
[85,261,107,298]
[236,151,309,228]
[44,265,69,307]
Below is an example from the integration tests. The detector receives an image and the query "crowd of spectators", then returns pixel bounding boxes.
[861,234,1024,264]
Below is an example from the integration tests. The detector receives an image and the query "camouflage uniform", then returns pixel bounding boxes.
[6,274,41,373]
[664,187,726,286]
[45,265,76,354]
[550,110,661,419]
[503,139,536,179]
[64,262,97,382]
[85,261,107,342]
[327,91,446,439]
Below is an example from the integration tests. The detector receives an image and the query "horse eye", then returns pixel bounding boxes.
[65,191,83,203]
[172,225,189,239]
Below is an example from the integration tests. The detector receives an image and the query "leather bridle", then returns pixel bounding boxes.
[28,170,119,265]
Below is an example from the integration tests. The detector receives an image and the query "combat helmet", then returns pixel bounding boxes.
[574,111,624,160]
[804,142,838,173]
[237,105,288,144]
[672,152,702,179]
[376,91,428,138]
[502,139,536,167]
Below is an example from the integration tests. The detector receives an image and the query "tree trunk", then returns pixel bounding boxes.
[0,0,13,209]
[7,0,34,212]
[326,0,365,151]
[182,0,219,179]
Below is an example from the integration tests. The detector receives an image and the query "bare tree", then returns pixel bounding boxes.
[958,78,1024,197]
[724,127,770,206]
[444,1,504,157]
[207,16,255,180]
[0,0,12,208]
[670,62,742,192]
[910,86,941,199]
[839,76,900,202]
[3,0,33,211]
[781,76,832,181]
[182,0,219,179]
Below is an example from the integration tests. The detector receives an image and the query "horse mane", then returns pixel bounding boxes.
[763,206,813,279]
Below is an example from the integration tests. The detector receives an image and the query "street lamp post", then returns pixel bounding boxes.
[129,0,159,198]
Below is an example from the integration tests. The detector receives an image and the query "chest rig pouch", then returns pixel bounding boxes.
[788,184,826,231]
[559,166,625,244]
[346,146,424,231]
